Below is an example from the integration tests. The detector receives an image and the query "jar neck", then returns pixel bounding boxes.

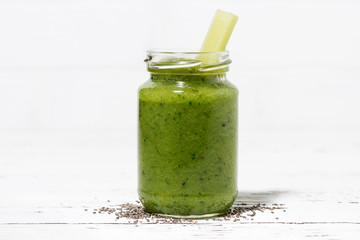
[150,72,227,83]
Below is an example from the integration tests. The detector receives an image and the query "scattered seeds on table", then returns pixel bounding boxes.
[88,201,285,224]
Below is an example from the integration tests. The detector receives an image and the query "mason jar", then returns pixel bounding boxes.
[138,50,238,218]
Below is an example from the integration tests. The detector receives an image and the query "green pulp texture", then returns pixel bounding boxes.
[138,73,238,216]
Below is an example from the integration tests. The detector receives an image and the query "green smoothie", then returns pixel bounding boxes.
[138,68,238,217]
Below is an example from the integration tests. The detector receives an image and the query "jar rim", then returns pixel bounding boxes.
[146,49,231,73]
[147,49,229,55]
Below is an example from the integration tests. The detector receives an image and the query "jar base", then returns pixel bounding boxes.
[139,190,238,219]
[155,212,224,219]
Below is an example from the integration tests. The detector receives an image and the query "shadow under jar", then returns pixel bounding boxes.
[138,50,238,218]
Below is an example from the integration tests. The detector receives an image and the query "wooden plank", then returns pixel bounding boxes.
[1,224,360,240]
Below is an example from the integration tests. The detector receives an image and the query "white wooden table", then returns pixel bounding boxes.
[1,131,359,239]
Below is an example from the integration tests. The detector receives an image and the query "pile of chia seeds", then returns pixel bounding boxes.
[86,201,285,224]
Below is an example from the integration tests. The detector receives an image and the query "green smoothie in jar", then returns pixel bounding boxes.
[138,10,238,218]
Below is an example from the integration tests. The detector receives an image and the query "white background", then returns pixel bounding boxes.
[0,0,360,188]
[1,1,360,239]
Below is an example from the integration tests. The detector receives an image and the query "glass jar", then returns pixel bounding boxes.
[138,50,238,218]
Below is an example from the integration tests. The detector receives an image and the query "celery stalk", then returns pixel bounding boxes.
[200,9,238,64]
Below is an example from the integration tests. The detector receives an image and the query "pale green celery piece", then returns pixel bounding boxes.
[199,9,238,65]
